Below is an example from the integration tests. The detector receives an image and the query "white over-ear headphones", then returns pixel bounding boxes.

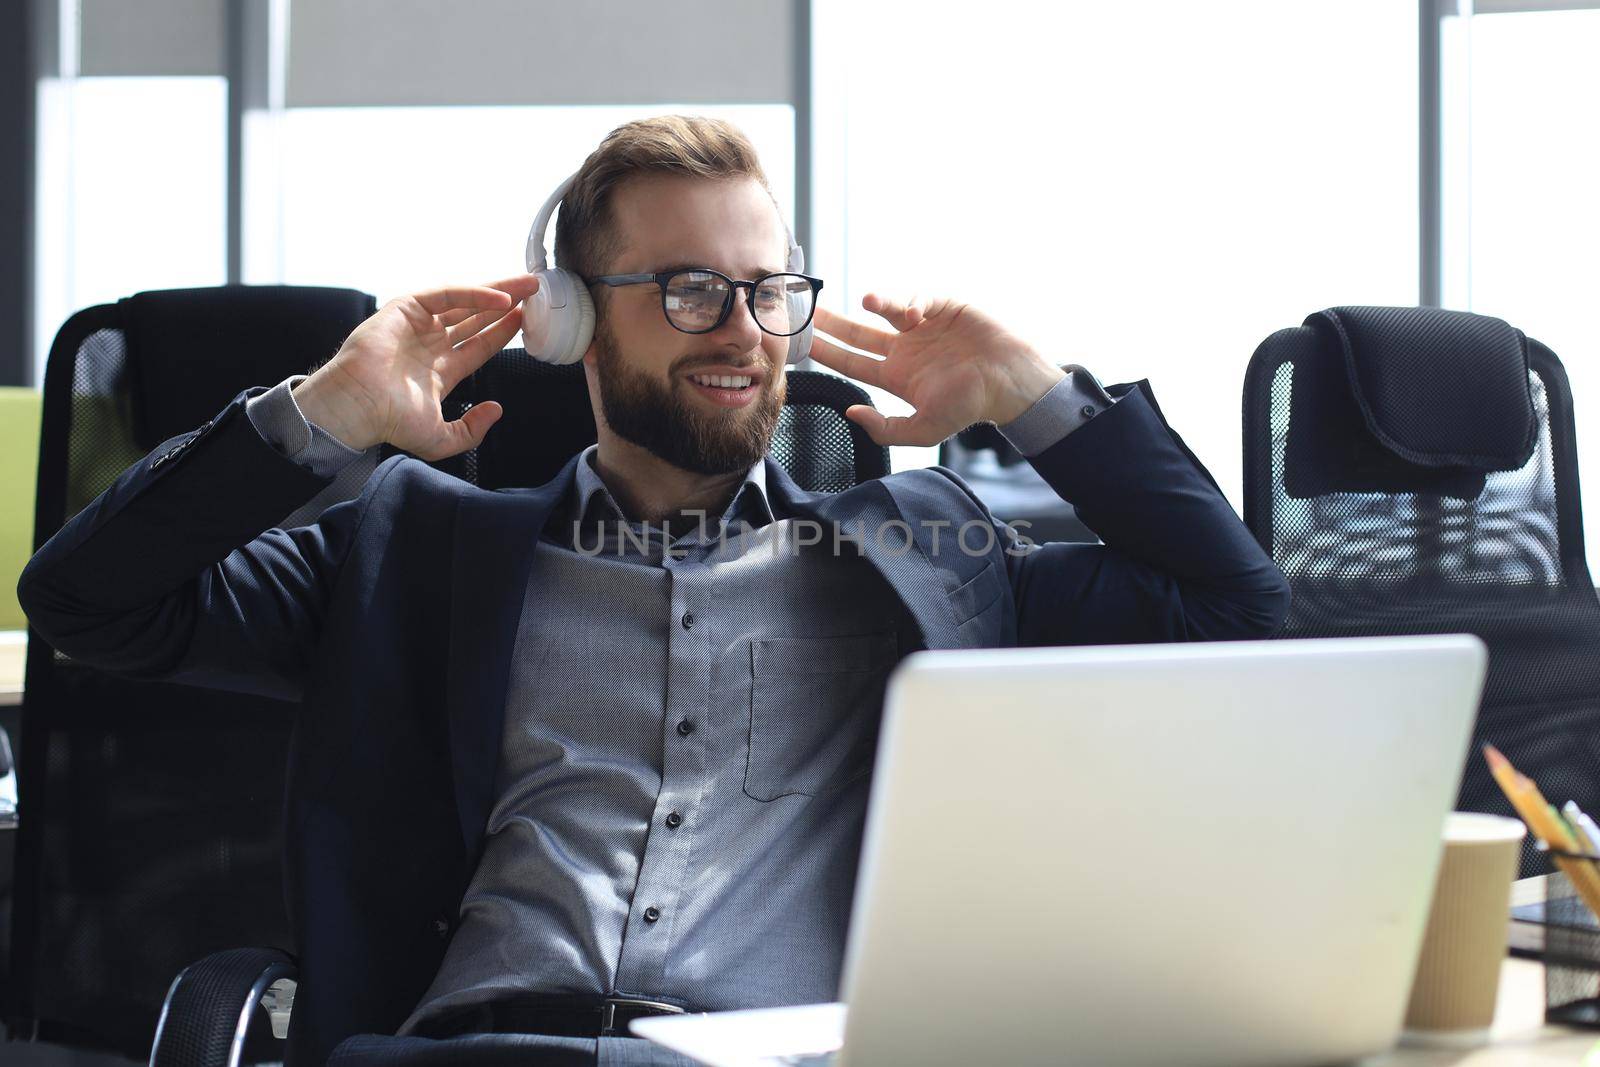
[521,172,815,367]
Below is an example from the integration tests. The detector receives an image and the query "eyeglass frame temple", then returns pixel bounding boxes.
[586,269,824,337]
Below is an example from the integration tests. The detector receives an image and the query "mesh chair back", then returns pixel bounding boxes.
[1242,309,1600,875]
[413,349,889,492]
[8,286,375,1057]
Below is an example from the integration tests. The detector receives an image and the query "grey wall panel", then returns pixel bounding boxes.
[1420,0,1441,306]
[4,0,39,385]
[80,0,225,76]
[1476,0,1600,11]
[287,0,795,107]
[33,0,58,79]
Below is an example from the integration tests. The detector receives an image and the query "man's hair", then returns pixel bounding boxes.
[553,115,776,283]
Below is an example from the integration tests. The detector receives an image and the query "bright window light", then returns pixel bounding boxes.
[1468,9,1600,573]
[244,105,795,302]
[34,77,227,382]
[813,0,1418,486]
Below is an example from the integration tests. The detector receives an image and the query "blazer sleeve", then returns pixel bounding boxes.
[17,385,399,703]
[970,379,1290,646]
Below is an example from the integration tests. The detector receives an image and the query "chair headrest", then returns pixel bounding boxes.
[1285,306,1538,501]
[122,286,376,449]
[1313,306,1537,468]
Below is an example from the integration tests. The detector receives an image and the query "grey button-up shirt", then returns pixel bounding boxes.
[399,452,922,1031]
[243,365,1113,1032]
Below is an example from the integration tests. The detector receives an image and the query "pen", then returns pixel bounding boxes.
[1563,801,1600,858]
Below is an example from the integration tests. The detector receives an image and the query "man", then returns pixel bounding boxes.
[18,117,1289,1066]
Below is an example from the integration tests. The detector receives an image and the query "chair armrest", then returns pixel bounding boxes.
[149,947,297,1067]
[0,722,16,828]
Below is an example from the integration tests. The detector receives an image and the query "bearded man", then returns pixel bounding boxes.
[19,116,1288,1066]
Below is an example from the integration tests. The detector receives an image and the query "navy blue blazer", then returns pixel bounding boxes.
[19,377,1288,1065]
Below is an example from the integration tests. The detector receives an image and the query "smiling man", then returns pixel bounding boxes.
[18,116,1289,1067]
[574,167,796,513]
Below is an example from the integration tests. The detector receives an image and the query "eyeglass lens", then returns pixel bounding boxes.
[662,271,815,336]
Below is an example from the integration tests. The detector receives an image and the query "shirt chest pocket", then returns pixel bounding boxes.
[744,631,899,802]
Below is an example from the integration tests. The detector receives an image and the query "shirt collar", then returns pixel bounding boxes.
[569,444,775,532]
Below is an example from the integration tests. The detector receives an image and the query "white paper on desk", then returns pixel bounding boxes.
[629,1002,846,1067]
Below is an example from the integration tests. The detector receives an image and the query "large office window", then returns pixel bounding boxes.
[29,0,804,384]
[1458,5,1600,570]
[243,105,794,303]
[243,0,800,299]
[812,1,1419,487]
[30,0,231,384]
[33,76,227,382]
[47,0,1600,569]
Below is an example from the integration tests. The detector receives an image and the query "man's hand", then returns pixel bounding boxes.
[809,294,1066,448]
[292,274,540,460]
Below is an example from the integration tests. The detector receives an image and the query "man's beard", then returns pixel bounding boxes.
[592,319,784,476]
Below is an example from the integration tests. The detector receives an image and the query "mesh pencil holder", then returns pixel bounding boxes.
[1535,846,1600,1027]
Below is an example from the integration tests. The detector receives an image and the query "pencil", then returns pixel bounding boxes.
[1482,745,1600,922]
[1522,786,1600,911]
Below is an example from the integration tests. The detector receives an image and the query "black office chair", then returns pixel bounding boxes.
[1242,305,1600,876]
[4,286,379,1064]
[5,336,879,1065]
[937,423,1096,544]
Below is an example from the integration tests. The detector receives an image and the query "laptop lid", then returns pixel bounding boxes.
[836,635,1486,1067]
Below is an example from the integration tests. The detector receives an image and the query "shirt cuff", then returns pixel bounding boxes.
[995,364,1119,458]
[245,374,370,478]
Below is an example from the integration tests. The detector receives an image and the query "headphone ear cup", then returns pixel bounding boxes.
[568,281,596,363]
[783,242,811,365]
[521,269,596,365]
[787,319,813,366]
[786,289,813,365]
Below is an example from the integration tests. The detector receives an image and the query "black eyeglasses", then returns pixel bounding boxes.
[588,268,824,337]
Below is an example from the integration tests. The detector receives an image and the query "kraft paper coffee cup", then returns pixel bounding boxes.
[1401,812,1526,1047]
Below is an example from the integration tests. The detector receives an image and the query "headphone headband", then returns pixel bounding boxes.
[525,173,805,275]
[525,174,576,273]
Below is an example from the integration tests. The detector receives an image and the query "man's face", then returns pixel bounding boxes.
[584,174,791,477]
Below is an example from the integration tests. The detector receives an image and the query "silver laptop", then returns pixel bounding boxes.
[633,635,1487,1067]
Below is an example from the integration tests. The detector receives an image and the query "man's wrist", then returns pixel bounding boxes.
[292,372,381,452]
[988,355,1067,426]
[996,365,1118,457]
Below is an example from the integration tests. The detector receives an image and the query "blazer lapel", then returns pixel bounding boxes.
[444,454,579,860]
[763,459,964,652]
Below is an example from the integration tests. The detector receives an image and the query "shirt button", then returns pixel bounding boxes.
[676,719,694,737]
[681,611,694,630]
[665,811,683,829]
[1080,405,1098,418]
[644,906,661,923]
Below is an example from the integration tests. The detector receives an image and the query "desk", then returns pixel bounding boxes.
[1368,876,1599,1064]
[1369,957,1598,1063]
[0,632,22,706]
